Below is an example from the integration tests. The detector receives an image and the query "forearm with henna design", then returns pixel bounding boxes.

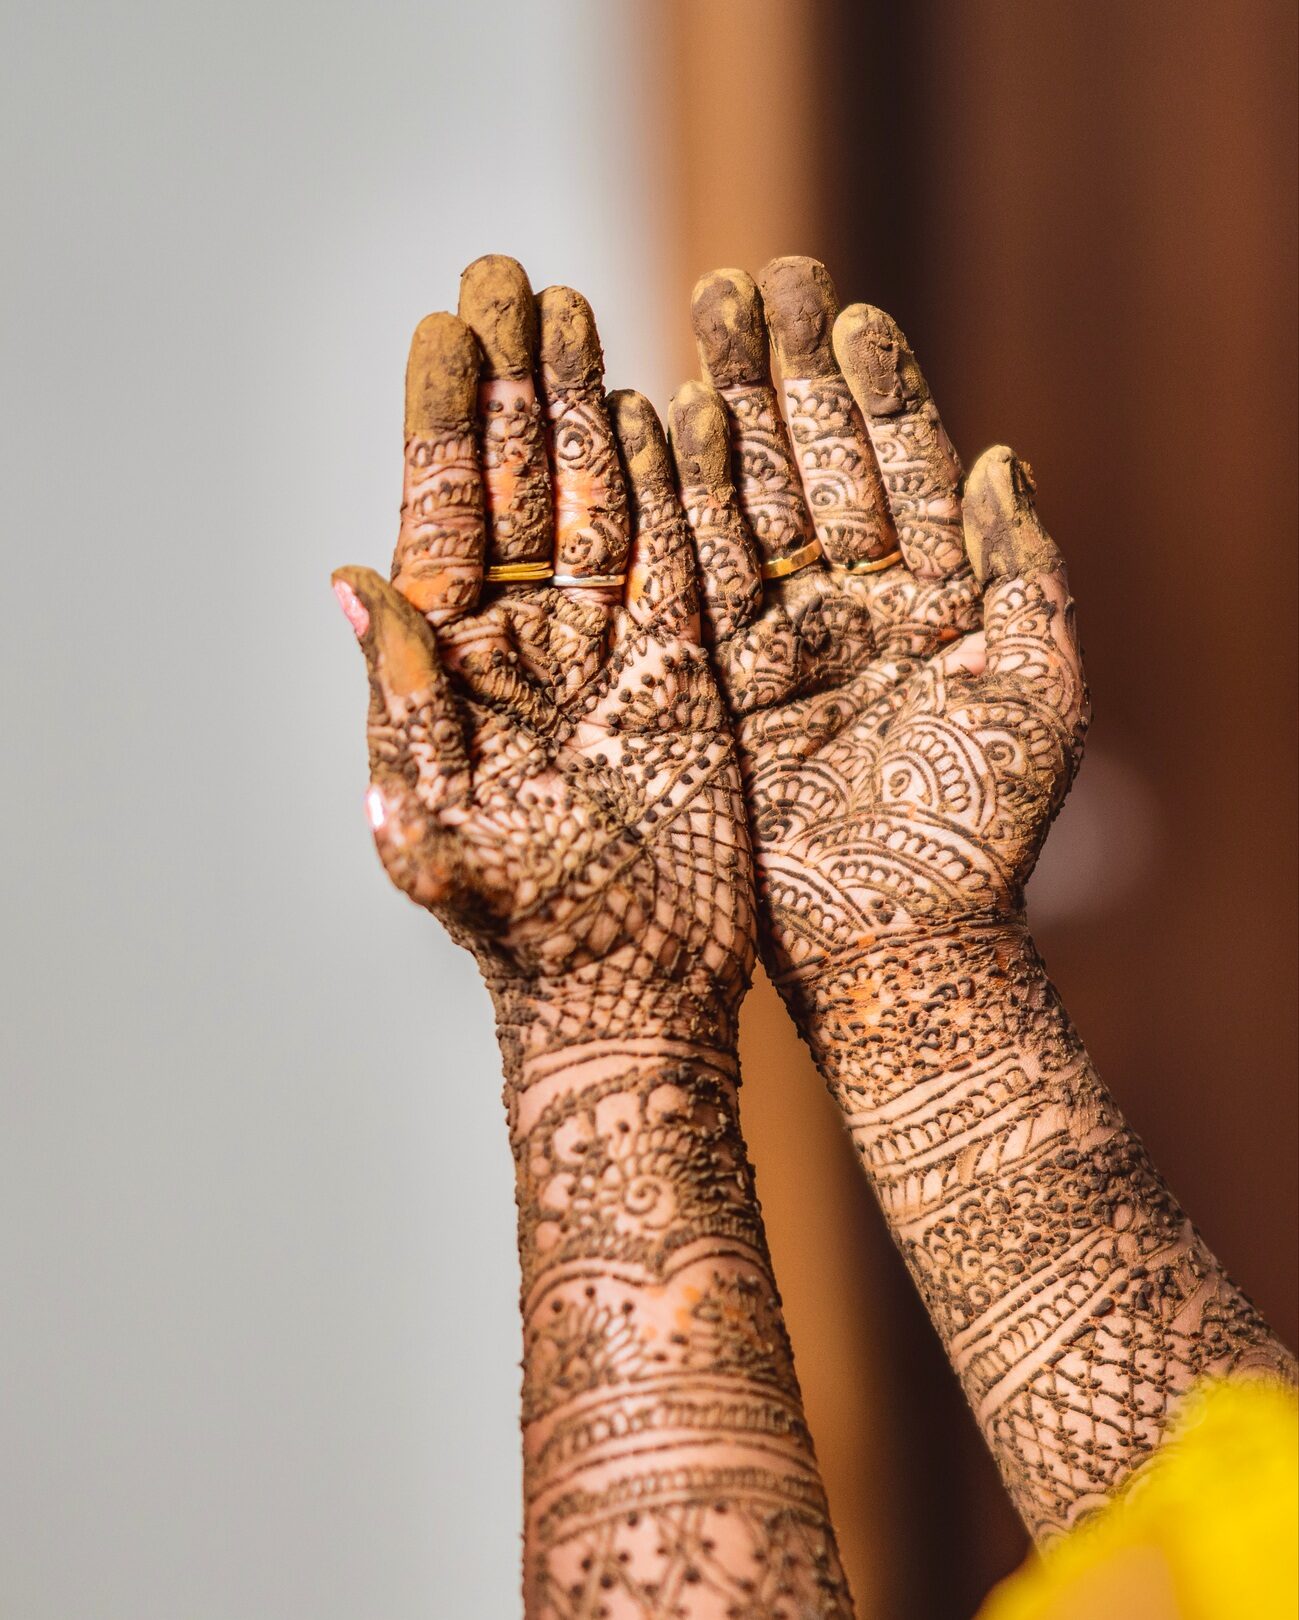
[739,495,1294,1542]
[780,920,1296,1541]
[499,1013,852,1618]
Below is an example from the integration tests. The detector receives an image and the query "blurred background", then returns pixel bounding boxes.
[2,2,1294,1616]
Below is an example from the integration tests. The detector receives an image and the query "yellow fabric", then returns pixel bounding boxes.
[977,1380,1299,1620]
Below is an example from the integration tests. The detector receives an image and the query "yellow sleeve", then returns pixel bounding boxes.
[977,1380,1298,1620]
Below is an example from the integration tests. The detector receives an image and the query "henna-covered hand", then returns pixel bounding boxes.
[335,263,756,1056]
[334,259,853,1618]
[670,258,1295,1541]
[671,258,1044,976]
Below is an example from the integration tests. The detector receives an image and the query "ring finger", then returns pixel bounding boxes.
[758,255,900,578]
[537,285,629,606]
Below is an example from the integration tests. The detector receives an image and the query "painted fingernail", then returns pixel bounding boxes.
[333,579,370,637]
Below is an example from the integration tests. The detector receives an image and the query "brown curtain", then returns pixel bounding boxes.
[650,4,1298,1614]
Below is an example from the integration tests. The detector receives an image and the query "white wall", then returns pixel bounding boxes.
[0,4,668,1614]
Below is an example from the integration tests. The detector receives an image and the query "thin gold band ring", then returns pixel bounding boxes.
[835,547,904,576]
[551,572,627,589]
[483,560,554,584]
[760,537,824,581]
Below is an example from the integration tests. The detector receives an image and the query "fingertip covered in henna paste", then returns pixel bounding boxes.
[607,388,673,502]
[832,303,929,417]
[962,445,1062,583]
[666,381,732,489]
[537,285,604,389]
[404,312,480,432]
[457,254,537,380]
[690,268,769,388]
[757,255,840,379]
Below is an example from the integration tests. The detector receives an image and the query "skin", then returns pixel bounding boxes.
[668,256,1297,1542]
[335,260,853,1619]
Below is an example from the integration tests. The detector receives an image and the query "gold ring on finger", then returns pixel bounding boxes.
[484,560,554,583]
[834,547,903,576]
[760,537,823,581]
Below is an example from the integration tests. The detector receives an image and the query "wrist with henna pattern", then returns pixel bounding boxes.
[501,1023,853,1616]
[488,969,744,1082]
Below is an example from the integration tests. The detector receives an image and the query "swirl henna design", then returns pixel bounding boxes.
[833,304,966,581]
[539,286,631,591]
[758,257,895,569]
[672,303,1297,1547]
[335,300,853,1618]
[691,269,816,570]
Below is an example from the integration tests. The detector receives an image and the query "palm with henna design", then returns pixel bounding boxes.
[334,261,755,1055]
[667,258,1080,1008]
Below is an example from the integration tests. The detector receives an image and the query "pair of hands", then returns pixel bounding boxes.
[332,254,1087,1071]
[331,259,1299,1586]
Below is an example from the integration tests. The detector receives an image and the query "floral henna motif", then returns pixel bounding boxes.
[513,1066,765,1287]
